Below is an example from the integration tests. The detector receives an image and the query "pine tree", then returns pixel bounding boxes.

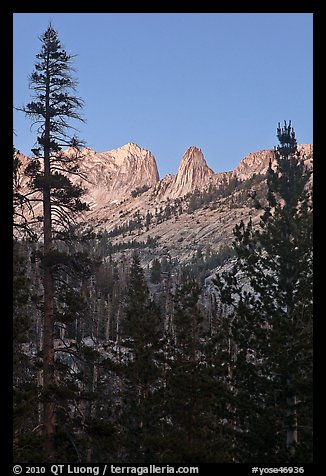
[158,273,233,462]
[17,24,88,461]
[214,121,313,462]
[150,258,162,284]
[164,274,205,462]
[13,242,41,461]
[120,253,162,462]
[13,148,39,240]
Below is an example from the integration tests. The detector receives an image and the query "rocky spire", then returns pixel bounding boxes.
[169,146,214,198]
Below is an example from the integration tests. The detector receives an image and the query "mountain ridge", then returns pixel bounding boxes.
[15,142,313,264]
[18,142,313,204]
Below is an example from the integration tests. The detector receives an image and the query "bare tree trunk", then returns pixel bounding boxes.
[286,394,298,455]
[105,295,111,341]
[115,308,120,344]
[86,363,98,462]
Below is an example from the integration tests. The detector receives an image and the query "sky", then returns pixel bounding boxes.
[13,13,313,178]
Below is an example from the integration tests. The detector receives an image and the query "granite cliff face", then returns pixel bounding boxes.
[76,142,160,207]
[16,142,160,209]
[152,146,218,199]
[168,146,214,198]
[109,143,159,193]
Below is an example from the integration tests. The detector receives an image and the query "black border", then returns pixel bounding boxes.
[4,2,319,472]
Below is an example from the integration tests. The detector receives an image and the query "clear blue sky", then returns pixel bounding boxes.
[13,13,313,178]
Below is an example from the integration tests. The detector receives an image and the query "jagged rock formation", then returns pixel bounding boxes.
[233,149,275,180]
[76,142,160,207]
[166,146,214,198]
[232,144,313,180]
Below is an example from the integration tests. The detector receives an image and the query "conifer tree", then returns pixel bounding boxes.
[214,121,313,462]
[158,273,233,462]
[164,274,206,461]
[13,148,39,240]
[17,24,89,461]
[120,253,162,461]
[13,242,41,461]
[150,258,162,284]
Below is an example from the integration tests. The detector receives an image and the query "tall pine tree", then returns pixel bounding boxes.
[214,121,313,462]
[17,24,88,461]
